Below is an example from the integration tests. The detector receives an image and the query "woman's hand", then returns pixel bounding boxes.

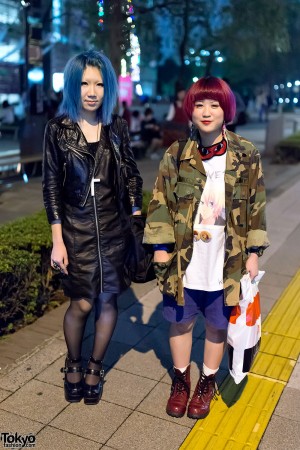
[132,209,142,216]
[246,253,259,281]
[154,250,170,263]
[51,242,69,275]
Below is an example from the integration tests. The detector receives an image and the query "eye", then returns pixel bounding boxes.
[81,81,88,86]
[195,103,203,108]
[97,82,104,87]
[211,103,220,108]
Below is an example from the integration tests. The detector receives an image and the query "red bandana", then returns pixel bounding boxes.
[198,138,227,161]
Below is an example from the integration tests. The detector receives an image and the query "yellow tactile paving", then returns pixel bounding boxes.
[180,270,300,450]
[260,332,300,360]
[263,272,300,339]
[251,352,296,381]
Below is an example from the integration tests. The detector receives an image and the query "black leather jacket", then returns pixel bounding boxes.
[42,114,143,223]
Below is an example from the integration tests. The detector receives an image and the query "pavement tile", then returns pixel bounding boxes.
[111,319,153,347]
[102,368,157,409]
[138,286,163,310]
[103,341,133,370]
[130,280,158,302]
[258,415,300,450]
[35,425,100,450]
[113,348,169,381]
[0,388,11,402]
[0,338,66,391]
[135,325,170,352]
[106,410,190,450]
[0,379,67,424]
[50,400,131,444]
[36,355,66,387]
[287,358,300,390]
[261,270,292,289]
[272,386,300,422]
[118,303,164,328]
[0,409,44,437]
[259,280,286,304]
[117,287,140,311]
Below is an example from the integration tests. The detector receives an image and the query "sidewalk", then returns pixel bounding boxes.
[0,117,300,449]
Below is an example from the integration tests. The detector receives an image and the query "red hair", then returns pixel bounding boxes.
[183,76,236,124]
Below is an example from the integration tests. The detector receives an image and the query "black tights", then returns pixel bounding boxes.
[63,292,118,383]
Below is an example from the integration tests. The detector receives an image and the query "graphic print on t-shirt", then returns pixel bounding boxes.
[197,170,225,226]
[183,153,226,291]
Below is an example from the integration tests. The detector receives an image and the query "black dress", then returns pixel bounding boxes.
[61,126,130,299]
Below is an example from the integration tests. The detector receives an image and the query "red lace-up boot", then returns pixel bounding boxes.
[166,365,191,418]
[187,371,218,419]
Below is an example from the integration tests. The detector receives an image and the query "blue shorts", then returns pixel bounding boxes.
[163,288,232,330]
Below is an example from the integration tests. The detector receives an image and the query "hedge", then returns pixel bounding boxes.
[0,192,152,336]
[275,132,300,162]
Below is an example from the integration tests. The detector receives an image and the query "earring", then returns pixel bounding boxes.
[190,124,198,141]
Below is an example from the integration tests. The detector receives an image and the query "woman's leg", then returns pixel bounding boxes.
[203,328,227,370]
[169,320,195,368]
[63,298,93,382]
[85,292,118,385]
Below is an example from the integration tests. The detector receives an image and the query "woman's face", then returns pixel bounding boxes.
[81,66,104,114]
[192,98,224,137]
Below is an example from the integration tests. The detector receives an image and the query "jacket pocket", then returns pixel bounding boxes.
[231,183,248,236]
[174,181,194,200]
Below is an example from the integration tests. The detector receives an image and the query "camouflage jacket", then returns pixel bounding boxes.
[143,130,270,306]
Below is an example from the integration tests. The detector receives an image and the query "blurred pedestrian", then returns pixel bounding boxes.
[256,90,268,122]
[141,107,163,160]
[42,49,143,405]
[0,100,15,124]
[222,78,246,132]
[120,100,131,128]
[144,76,269,419]
[162,86,190,148]
[130,109,146,159]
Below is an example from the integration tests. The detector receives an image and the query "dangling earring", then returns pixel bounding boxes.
[222,121,226,136]
[190,124,198,141]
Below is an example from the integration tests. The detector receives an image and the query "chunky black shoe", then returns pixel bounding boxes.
[83,356,104,405]
[60,356,83,403]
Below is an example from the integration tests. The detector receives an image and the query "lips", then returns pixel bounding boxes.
[201,121,212,125]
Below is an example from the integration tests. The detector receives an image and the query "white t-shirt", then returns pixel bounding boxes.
[183,152,226,291]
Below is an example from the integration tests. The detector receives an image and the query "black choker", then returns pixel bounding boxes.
[198,138,227,161]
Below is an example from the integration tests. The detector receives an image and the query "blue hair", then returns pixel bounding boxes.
[59,50,118,125]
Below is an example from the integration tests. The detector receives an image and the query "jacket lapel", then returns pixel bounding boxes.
[224,132,246,224]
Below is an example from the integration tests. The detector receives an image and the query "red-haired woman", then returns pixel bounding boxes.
[144,76,269,419]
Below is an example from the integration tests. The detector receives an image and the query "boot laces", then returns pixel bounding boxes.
[172,375,189,396]
[196,373,219,399]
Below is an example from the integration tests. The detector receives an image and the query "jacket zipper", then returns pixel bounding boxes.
[92,194,103,292]
[62,162,66,187]
[64,141,96,205]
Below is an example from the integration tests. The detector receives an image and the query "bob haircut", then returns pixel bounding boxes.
[59,50,118,125]
[183,76,236,124]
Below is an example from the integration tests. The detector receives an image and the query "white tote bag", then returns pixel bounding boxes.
[227,271,265,384]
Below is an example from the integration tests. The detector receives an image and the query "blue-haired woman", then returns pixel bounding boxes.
[42,50,143,405]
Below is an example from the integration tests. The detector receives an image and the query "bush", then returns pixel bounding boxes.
[276,132,300,163]
[0,210,64,336]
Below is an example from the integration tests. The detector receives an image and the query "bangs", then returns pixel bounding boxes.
[183,76,236,123]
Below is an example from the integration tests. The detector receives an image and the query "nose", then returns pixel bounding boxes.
[87,85,96,97]
[202,105,211,117]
